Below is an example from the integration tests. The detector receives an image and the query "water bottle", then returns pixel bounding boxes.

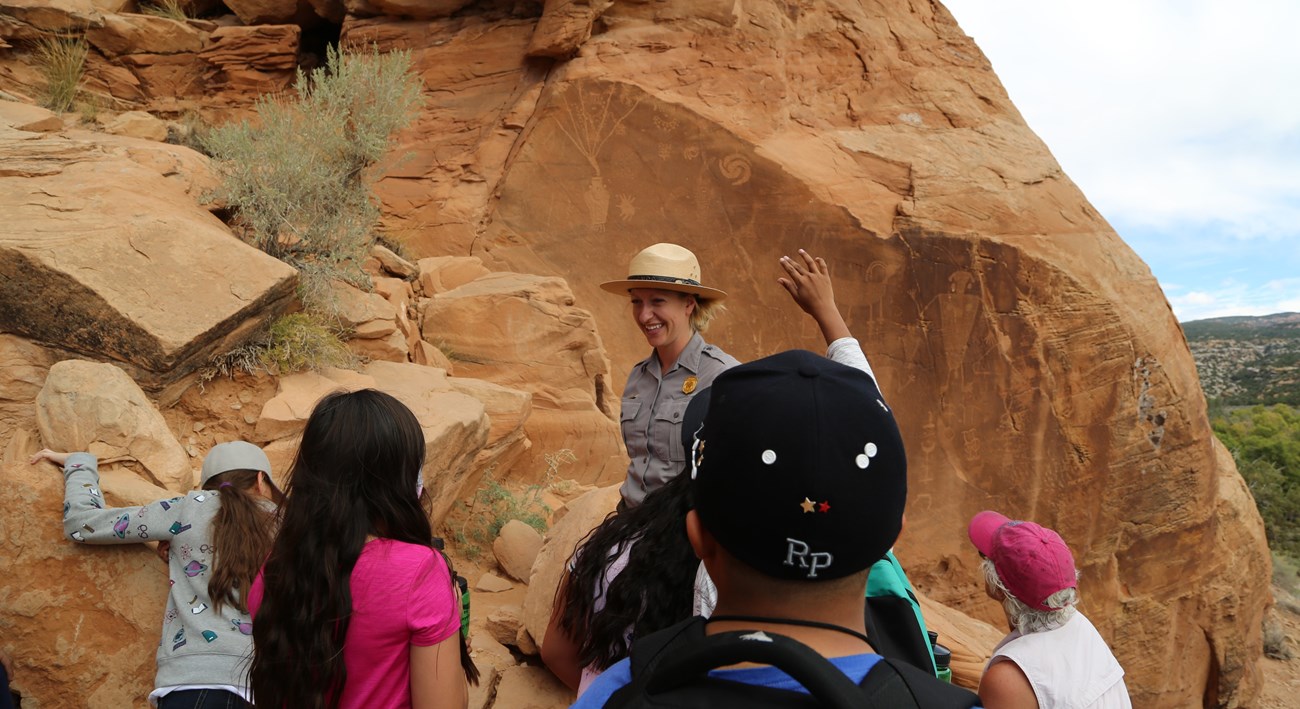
[457,574,470,640]
[928,630,953,682]
[932,642,953,683]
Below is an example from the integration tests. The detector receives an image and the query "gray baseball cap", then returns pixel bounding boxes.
[201,441,271,485]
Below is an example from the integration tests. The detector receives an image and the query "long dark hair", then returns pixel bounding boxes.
[204,468,284,614]
[556,471,698,670]
[249,389,473,708]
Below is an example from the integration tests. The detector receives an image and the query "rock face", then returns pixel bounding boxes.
[346,2,1268,705]
[422,271,624,485]
[0,114,298,393]
[0,461,167,707]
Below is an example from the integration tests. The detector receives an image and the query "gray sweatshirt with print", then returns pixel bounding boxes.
[61,453,258,693]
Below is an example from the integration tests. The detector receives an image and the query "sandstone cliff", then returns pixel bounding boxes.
[0,1,1272,707]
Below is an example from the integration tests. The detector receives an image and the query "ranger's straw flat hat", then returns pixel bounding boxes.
[600,243,728,301]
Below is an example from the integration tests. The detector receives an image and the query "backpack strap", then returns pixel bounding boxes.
[606,617,883,709]
[864,594,938,673]
[862,657,983,709]
[645,630,871,709]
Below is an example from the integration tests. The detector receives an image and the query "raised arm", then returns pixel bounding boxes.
[778,249,851,346]
[778,250,877,383]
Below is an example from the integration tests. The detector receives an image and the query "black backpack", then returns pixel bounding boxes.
[603,617,980,708]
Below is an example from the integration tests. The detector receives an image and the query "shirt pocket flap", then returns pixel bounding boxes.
[620,400,642,422]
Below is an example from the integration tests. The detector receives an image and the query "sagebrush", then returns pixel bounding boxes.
[203,45,422,315]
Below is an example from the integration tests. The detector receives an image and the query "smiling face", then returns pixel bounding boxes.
[629,288,697,354]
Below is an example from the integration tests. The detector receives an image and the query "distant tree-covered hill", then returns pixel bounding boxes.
[1183,312,1300,406]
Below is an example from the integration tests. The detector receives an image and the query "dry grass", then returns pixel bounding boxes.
[140,1,189,21]
[36,36,88,113]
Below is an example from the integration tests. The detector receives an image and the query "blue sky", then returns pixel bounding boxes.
[943,0,1300,322]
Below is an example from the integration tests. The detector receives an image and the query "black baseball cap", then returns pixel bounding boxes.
[691,350,907,581]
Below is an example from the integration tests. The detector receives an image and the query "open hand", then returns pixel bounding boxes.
[29,448,69,468]
[778,250,851,343]
[779,249,836,316]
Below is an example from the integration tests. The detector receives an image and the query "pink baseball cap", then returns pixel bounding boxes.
[969,511,1077,611]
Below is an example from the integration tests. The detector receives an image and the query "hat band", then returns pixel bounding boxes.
[627,274,703,287]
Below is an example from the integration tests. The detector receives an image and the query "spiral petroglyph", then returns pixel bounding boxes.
[718,154,751,185]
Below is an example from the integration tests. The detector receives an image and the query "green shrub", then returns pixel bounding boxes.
[198,313,356,384]
[36,36,88,113]
[203,45,423,301]
[1214,404,1300,559]
[258,313,357,375]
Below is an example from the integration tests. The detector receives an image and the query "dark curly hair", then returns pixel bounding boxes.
[556,470,698,671]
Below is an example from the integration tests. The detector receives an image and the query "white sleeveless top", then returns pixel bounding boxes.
[988,612,1132,708]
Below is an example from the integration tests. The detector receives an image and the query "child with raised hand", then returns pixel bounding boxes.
[30,441,285,709]
[247,389,476,709]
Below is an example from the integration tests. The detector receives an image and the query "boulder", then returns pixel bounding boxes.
[522,483,620,647]
[484,604,525,649]
[85,12,206,57]
[445,376,531,493]
[35,360,192,492]
[0,100,61,132]
[0,0,105,42]
[348,328,409,362]
[527,0,613,59]
[224,0,316,25]
[475,572,514,593]
[421,272,623,485]
[493,519,543,583]
[416,255,491,296]
[490,665,571,709]
[102,110,168,141]
[468,665,501,709]
[0,461,168,707]
[0,124,298,393]
[253,362,490,525]
[373,275,413,307]
[372,244,417,279]
[411,338,455,372]
[327,280,399,334]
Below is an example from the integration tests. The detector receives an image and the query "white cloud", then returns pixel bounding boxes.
[1165,281,1300,321]
[944,0,1300,240]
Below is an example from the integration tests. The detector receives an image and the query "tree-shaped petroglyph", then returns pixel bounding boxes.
[552,83,644,230]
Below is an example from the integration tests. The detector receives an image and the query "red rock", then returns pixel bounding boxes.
[199,25,299,107]
[85,12,206,57]
[526,0,612,59]
[0,124,297,392]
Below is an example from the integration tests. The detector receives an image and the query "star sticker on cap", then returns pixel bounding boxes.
[800,497,815,513]
[818,501,831,513]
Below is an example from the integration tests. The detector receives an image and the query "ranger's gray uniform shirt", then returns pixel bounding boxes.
[619,331,738,506]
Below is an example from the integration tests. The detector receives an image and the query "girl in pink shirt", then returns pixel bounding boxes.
[247,389,477,708]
